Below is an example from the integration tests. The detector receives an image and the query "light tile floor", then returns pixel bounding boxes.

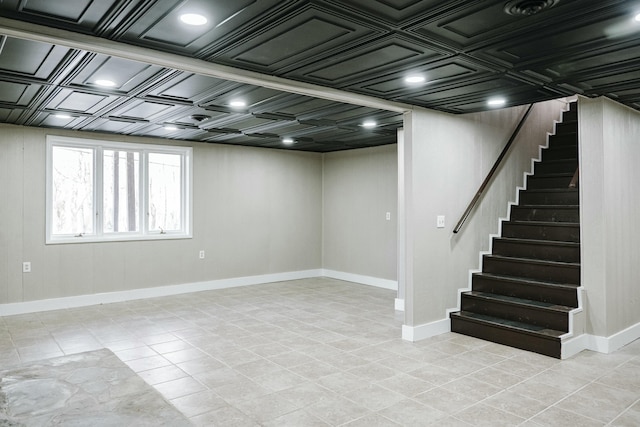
[1,277,639,426]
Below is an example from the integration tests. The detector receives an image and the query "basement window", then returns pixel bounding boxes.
[46,135,192,244]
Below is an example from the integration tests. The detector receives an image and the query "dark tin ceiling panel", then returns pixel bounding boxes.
[1,0,640,152]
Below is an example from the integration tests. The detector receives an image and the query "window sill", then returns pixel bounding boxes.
[45,233,192,245]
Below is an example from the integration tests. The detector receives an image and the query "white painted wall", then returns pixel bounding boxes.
[0,124,323,304]
[322,145,397,281]
[402,100,567,329]
[579,96,640,338]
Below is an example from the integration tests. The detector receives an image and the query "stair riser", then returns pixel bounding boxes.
[548,133,578,146]
[510,206,579,222]
[502,223,580,242]
[492,240,580,263]
[535,160,578,175]
[519,191,579,205]
[555,122,578,134]
[526,175,574,190]
[563,110,577,122]
[483,257,580,285]
[451,316,561,358]
[542,146,578,161]
[472,275,579,307]
[461,295,569,331]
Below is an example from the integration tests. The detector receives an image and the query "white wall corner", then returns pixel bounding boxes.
[394,298,405,311]
[402,317,451,342]
[321,269,398,291]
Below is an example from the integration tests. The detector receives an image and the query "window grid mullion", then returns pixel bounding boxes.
[182,152,188,234]
[95,146,104,237]
[141,150,149,236]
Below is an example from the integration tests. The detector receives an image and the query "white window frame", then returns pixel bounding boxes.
[46,135,192,244]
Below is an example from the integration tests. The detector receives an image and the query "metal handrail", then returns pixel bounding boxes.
[453,103,535,234]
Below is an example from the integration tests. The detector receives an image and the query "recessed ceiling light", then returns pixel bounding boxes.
[635,12,640,22]
[53,113,72,119]
[180,13,207,26]
[405,75,426,84]
[164,125,178,131]
[487,97,506,107]
[361,120,377,128]
[282,138,295,145]
[95,79,116,87]
[229,100,246,108]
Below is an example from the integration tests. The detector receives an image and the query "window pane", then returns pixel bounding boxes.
[51,146,94,235]
[103,150,140,233]
[148,152,182,232]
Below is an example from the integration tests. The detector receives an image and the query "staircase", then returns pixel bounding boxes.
[450,102,580,359]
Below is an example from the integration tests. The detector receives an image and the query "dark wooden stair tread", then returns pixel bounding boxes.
[451,311,565,338]
[484,254,579,268]
[528,173,576,179]
[515,204,579,208]
[507,220,579,226]
[464,291,573,312]
[495,237,579,247]
[474,272,579,289]
[523,188,578,194]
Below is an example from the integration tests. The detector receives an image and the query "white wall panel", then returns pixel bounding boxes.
[322,145,398,281]
[580,97,640,337]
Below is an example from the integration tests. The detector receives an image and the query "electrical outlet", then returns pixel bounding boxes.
[22,262,31,273]
[437,215,445,228]
[199,250,205,259]
[386,212,391,221]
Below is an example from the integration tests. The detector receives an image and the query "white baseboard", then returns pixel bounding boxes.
[321,269,398,291]
[402,317,451,342]
[0,269,400,317]
[0,269,323,317]
[606,321,640,353]
[395,298,405,311]
[562,321,640,358]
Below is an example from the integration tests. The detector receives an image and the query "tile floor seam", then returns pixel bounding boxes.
[605,396,640,426]
[520,377,622,426]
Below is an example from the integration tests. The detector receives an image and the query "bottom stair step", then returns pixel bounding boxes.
[461,291,571,332]
[450,311,564,358]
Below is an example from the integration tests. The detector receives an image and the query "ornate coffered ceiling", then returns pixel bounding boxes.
[1,0,639,152]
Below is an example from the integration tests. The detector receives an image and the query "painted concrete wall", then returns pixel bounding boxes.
[579,97,640,337]
[0,124,323,304]
[322,144,397,281]
[403,99,567,328]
